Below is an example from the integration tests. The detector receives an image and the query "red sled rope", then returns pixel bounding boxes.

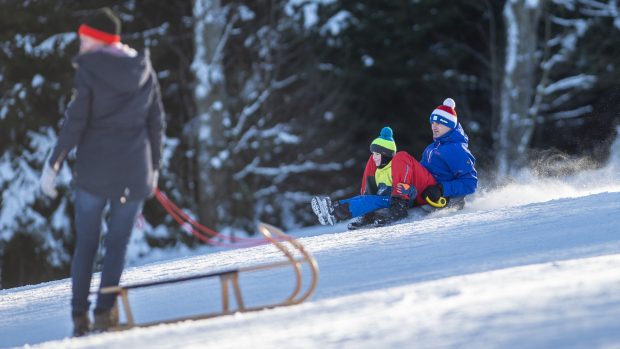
[154,189,289,248]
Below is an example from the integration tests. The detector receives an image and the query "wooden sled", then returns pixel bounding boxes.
[95,223,319,330]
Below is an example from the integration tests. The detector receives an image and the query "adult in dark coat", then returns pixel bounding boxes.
[39,8,165,336]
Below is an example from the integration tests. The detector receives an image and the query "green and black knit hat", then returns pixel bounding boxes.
[369,126,396,157]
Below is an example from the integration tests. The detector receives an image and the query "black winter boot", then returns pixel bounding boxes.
[347,213,376,230]
[93,303,119,332]
[72,311,92,337]
[332,201,352,221]
[374,197,409,227]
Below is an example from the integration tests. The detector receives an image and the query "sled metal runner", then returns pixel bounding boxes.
[95,223,319,330]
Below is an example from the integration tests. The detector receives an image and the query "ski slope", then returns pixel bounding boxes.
[1,189,620,348]
[2,135,620,348]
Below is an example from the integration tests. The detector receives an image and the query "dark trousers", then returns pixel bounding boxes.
[71,188,143,314]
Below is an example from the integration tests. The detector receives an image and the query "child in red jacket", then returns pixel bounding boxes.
[312,127,436,229]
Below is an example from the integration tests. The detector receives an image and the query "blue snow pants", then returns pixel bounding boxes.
[339,195,390,218]
[71,188,143,314]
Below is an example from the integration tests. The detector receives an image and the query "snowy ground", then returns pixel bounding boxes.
[1,189,619,347]
[2,135,620,348]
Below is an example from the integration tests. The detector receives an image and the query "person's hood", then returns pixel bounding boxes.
[434,123,469,144]
[73,46,152,93]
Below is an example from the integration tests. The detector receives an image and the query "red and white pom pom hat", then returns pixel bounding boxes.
[429,98,457,129]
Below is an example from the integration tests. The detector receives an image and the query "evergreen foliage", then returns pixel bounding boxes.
[1,0,619,288]
[0,0,195,288]
[190,0,354,233]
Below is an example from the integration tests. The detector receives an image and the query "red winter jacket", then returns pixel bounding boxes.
[360,151,436,205]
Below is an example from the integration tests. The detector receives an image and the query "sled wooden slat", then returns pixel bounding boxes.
[91,223,319,330]
[99,269,239,293]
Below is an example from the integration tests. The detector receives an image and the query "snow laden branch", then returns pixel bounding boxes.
[231,74,299,139]
[192,1,238,100]
[541,74,596,95]
[231,89,270,137]
[578,0,619,17]
[547,105,593,121]
[122,23,170,41]
[555,0,620,28]
[232,125,301,154]
[0,131,72,267]
[231,75,300,153]
[542,17,588,72]
[531,17,595,125]
[9,32,76,58]
[496,0,618,176]
[252,188,353,216]
[233,160,345,184]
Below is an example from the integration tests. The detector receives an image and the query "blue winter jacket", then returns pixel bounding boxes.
[420,124,477,198]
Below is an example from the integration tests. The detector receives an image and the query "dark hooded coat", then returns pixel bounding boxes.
[49,46,165,201]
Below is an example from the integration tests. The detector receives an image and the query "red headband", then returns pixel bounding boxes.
[78,24,120,44]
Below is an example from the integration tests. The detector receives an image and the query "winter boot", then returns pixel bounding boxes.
[72,311,92,337]
[347,213,376,230]
[374,197,409,227]
[311,196,327,225]
[333,201,352,221]
[311,196,337,225]
[93,303,119,332]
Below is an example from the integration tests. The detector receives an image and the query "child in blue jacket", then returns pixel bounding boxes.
[419,98,478,208]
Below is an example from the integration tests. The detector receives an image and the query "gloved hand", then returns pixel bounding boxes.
[377,183,390,196]
[151,170,159,192]
[374,196,409,227]
[395,183,417,199]
[40,161,58,198]
[422,184,448,208]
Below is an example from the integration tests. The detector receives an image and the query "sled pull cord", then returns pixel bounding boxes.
[154,189,286,248]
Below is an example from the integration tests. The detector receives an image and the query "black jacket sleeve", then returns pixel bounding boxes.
[49,68,92,171]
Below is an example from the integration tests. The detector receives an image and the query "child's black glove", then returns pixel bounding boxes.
[422,184,448,208]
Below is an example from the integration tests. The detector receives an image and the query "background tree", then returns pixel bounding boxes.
[531,0,620,165]
[496,0,620,176]
[496,0,543,176]
[1,0,619,289]
[190,0,352,233]
[0,0,194,288]
[313,1,500,172]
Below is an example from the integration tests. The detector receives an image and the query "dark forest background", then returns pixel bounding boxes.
[1,0,618,289]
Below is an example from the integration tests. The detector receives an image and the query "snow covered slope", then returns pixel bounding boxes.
[1,185,620,348]
[2,130,620,348]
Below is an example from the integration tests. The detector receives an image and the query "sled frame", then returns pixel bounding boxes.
[94,223,319,330]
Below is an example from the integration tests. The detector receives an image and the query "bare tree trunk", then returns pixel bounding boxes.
[191,0,234,226]
[496,0,543,176]
[487,0,502,150]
